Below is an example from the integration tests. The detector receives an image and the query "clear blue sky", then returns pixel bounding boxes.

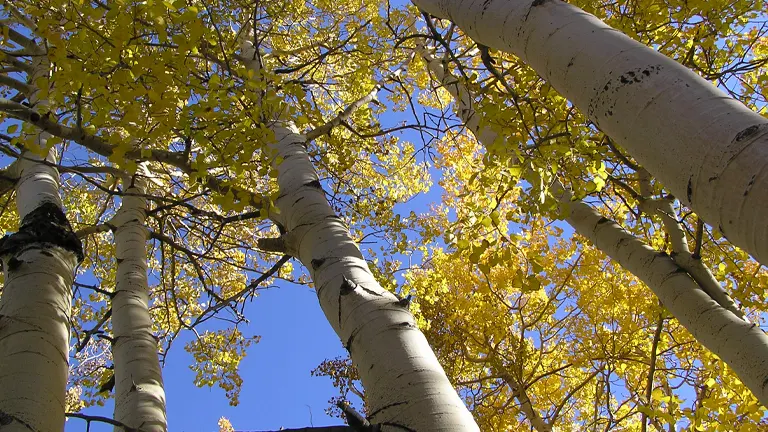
[67,281,352,431]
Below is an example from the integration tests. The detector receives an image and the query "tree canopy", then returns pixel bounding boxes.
[1,0,767,430]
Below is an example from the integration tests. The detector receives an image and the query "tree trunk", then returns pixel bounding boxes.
[266,122,479,431]
[500,373,551,431]
[111,172,167,431]
[554,186,768,405]
[413,0,768,267]
[417,42,768,405]
[0,42,82,432]
[236,33,478,429]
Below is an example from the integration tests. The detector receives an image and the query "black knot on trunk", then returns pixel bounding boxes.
[0,201,84,263]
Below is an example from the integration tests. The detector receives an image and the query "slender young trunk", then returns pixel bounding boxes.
[265,123,479,430]
[413,0,768,267]
[417,43,768,405]
[554,186,768,405]
[111,172,167,431]
[0,38,82,432]
[500,373,551,431]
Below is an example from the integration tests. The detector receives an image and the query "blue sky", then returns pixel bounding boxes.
[67,281,351,431]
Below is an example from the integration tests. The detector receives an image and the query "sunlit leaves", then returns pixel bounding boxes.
[185,328,259,406]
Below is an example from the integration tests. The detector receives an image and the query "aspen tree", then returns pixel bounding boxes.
[110,168,167,431]
[0,17,82,432]
[416,41,768,405]
[412,0,768,267]
[239,32,480,429]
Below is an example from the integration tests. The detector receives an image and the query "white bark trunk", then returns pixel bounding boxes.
[111,173,167,431]
[239,31,477,429]
[418,43,768,405]
[501,374,551,431]
[0,42,81,432]
[555,186,768,405]
[268,123,479,431]
[413,0,768,267]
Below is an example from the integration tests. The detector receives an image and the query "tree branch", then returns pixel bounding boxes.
[0,74,33,96]
[66,412,142,432]
[257,237,286,254]
[641,312,664,432]
[0,98,266,208]
[0,21,43,54]
[306,56,413,141]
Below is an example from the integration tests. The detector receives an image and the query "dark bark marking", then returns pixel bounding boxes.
[0,410,35,430]
[368,401,407,419]
[596,217,611,225]
[340,276,357,295]
[360,285,382,296]
[6,257,23,271]
[338,277,359,328]
[305,179,323,189]
[590,65,662,118]
[734,124,760,142]
[524,0,550,21]
[744,174,757,196]
[0,201,84,262]
[686,178,693,203]
[344,329,358,352]
[311,257,326,270]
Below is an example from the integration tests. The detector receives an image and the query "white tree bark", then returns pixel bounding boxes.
[501,373,551,431]
[412,0,768,267]
[417,42,768,405]
[238,34,478,429]
[554,186,768,406]
[264,123,479,430]
[271,122,480,430]
[111,171,167,431]
[0,37,82,432]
